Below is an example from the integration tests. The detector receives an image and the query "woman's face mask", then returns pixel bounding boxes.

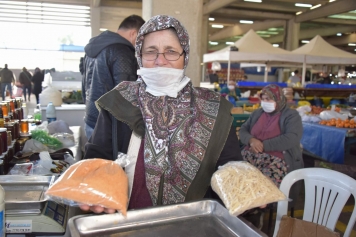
[261,101,276,113]
[228,85,235,91]
[137,67,190,98]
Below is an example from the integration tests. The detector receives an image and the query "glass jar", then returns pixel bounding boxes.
[11,120,19,140]
[0,128,7,154]
[15,139,26,153]
[4,123,14,143]
[6,131,11,147]
[19,119,29,134]
[1,104,8,117]
[0,159,4,175]
[19,133,31,141]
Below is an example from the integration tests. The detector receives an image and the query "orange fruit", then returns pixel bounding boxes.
[344,123,350,128]
[350,120,355,124]
[326,122,332,126]
[350,124,355,129]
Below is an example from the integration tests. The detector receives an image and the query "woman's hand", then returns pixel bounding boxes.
[249,138,264,153]
[79,204,116,214]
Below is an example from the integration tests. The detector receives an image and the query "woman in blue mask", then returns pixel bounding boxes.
[82,15,242,214]
[239,84,303,187]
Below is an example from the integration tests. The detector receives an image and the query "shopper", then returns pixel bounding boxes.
[31,67,44,104]
[18,67,32,102]
[0,64,15,101]
[82,15,242,214]
[82,15,145,140]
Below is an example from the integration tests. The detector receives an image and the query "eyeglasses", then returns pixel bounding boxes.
[141,50,184,61]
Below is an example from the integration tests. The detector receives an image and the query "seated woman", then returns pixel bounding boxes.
[220,80,241,104]
[239,84,303,229]
[239,84,303,187]
[81,15,242,214]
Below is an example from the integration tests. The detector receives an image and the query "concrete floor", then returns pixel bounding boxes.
[260,147,356,237]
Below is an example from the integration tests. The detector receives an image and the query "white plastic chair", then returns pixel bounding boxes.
[273,168,356,237]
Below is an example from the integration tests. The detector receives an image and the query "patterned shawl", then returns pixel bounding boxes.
[123,15,220,205]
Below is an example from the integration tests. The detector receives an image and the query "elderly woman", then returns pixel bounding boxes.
[239,84,303,187]
[82,15,242,213]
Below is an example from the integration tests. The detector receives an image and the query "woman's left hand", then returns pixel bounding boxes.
[249,138,264,153]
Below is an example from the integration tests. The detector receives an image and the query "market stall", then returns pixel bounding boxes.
[301,122,356,164]
[291,35,356,84]
[203,30,304,82]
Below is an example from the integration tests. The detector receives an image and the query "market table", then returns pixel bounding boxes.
[301,122,356,164]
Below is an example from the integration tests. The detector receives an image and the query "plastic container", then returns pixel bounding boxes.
[46,102,57,124]
[33,104,42,121]
[0,184,4,237]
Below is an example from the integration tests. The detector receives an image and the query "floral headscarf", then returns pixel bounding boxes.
[135,15,190,69]
[260,84,286,112]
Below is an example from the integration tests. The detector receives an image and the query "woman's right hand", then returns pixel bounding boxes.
[249,138,264,153]
[79,204,116,214]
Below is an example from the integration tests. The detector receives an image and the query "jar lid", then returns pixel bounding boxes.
[0,128,7,132]
[19,132,31,137]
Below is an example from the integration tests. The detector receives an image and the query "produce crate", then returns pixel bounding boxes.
[232,114,250,128]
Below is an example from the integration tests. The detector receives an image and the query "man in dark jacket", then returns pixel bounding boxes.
[19,67,33,102]
[82,15,145,139]
[0,64,15,101]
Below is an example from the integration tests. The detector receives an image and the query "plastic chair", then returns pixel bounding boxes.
[273,168,356,237]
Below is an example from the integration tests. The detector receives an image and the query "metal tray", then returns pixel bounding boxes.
[69,200,268,237]
[0,175,56,211]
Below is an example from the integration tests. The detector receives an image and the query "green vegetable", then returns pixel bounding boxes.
[31,130,63,150]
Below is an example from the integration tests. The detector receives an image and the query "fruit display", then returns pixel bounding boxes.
[243,104,260,112]
[310,105,324,115]
[319,118,355,128]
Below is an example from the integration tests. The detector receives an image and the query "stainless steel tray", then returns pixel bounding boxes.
[0,175,55,211]
[69,200,268,237]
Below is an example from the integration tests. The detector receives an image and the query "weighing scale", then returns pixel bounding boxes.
[0,175,71,236]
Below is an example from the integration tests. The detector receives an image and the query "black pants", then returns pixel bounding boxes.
[34,93,40,104]
[23,85,32,101]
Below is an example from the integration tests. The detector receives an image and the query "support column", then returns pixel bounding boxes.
[142,0,203,86]
[201,15,209,82]
[90,6,101,37]
[284,18,300,51]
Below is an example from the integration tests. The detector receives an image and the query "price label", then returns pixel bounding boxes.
[5,220,32,233]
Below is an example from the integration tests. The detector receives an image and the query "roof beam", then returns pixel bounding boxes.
[203,0,241,15]
[295,0,356,23]
[209,20,285,41]
[266,25,356,43]
[230,2,298,13]
[312,18,356,26]
[101,0,142,8]
[326,33,356,45]
[213,8,294,20]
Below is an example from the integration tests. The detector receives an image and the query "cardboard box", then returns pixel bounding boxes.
[276,216,340,237]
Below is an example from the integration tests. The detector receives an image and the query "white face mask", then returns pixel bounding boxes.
[137,67,190,98]
[228,85,235,91]
[261,101,276,113]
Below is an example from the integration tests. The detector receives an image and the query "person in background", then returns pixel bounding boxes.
[242,75,248,81]
[81,15,242,214]
[31,67,44,104]
[220,79,241,103]
[0,64,15,101]
[239,84,303,228]
[288,70,300,84]
[82,15,145,140]
[19,67,32,102]
[209,71,219,84]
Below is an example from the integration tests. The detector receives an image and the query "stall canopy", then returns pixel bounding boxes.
[292,35,356,65]
[203,29,304,82]
[292,35,356,84]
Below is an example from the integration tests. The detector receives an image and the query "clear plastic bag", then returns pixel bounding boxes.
[211,161,287,216]
[45,153,131,215]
